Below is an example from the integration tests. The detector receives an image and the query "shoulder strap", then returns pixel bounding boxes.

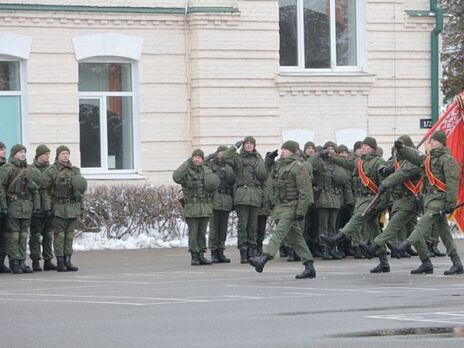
[7,168,26,193]
[424,156,447,192]
[394,161,424,196]
[357,159,378,194]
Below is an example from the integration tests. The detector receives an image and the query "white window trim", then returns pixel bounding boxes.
[280,0,367,74]
[78,60,141,176]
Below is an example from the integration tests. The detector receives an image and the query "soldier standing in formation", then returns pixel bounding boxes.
[248,141,316,279]
[173,149,219,266]
[0,142,10,273]
[223,137,267,263]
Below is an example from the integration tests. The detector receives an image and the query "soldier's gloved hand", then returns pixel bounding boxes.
[380,166,395,175]
[205,153,215,161]
[378,184,387,194]
[234,140,244,149]
[32,209,42,217]
[394,139,404,152]
[269,149,279,159]
[0,208,7,216]
[295,214,305,221]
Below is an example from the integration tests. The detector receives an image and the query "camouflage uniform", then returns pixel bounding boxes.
[0,142,9,272]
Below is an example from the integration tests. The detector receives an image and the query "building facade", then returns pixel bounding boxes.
[0,0,440,184]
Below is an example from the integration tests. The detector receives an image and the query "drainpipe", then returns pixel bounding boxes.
[430,0,443,124]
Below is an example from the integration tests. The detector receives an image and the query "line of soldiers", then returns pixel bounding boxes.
[0,142,87,274]
[174,132,463,279]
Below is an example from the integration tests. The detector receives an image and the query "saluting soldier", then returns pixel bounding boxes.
[0,144,41,274]
[173,149,219,266]
[43,146,87,272]
[223,136,267,263]
[0,141,10,273]
[248,141,316,279]
[388,131,463,275]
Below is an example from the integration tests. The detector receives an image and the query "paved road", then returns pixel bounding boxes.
[1,242,464,347]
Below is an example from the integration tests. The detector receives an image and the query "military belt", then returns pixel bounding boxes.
[237,183,258,188]
[186,197,210,204]
[7,194,32,201]
[392,192,413,199]
[54,198,78,204]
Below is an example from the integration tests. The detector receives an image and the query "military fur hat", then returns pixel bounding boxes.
[10,144,26,158]
[398,135,414,148]
[0,141,5,150]
[304,141,315,150]
[353,141,362,151]
[35,144,51,158]
[281,140,299,154]
[362,137,377,150]
[56,145,70,157]
[216,145,228,153]
[191,148,204,159]
[431,130,447,146]
[243,136,256,146]
[337,144,349,153]
[324,141,338,152]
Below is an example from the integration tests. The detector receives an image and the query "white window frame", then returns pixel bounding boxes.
[78,58,140,176]
[280,0,367,74]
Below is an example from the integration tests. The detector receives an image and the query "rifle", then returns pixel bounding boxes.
[428,201,464,218]
[361,192,382,217]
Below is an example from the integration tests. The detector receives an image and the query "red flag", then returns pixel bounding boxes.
[422,91,464,235]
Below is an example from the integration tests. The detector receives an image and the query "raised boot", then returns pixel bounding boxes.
[410,257,433,274]
[444,254,464,275]
[198,252,212,265]
[320,232,346,248]
[370,253,390,273]
[240,250,248,264]
[0,254,11,273]
[43,259,57,271]
[210,250,220,263]
[64,256,78,271]
[217,250,231,263]
[295,260,316,279]
[19,261,33,273]
[279,245,288,257]
[387,240,411,260]
[353,246,365,259]
[359,242,380,259]
[10,259,23,274]
[191,252,201,266]
[320,245,333,260]
[431,241,446,257]
[248,253,272,273]
[32,260,43,272]
[56,256,67,271]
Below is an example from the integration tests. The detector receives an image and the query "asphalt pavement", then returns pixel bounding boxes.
[1,241,464,347]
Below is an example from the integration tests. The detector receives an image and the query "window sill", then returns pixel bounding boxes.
[82,173,146,181]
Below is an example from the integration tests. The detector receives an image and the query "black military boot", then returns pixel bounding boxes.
[240,250,248,264]
[337,244,346,258]
[320,245,333,260]
[191,252,201,266]
[32,260,43,272]
[410,257,433,274]
[353,246,365,259]
[310,243,322,258]
[329,247,342,260]
[210,250,220,263]
[370,253,390,273]
[19,261,33,273]
[320,232,346,248]
[248,253,272,273]
[286,248,299,262]
[344,241,355,257]
[444,254,464,275]
[0,253,11,273]
[56,256,67,271]
[427,242,436,258]
[43,259,57,271]
[279,245,288,257]
[10,259,23,274]
[386,240,411,259]
[64,256,78,271]
[431,241,446,257]
[404,244,418,256]
[198,252,212,265]
[217,250,231,263]
[295,260,316,279]
[359,242,380,259]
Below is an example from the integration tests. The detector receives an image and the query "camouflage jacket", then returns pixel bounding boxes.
[204,156,235,212]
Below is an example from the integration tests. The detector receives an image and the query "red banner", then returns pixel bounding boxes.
[422,91,464,235]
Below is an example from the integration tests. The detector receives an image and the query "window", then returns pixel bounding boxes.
[279,0,361,71]
[0,60,23,149]
[78,63,135,173]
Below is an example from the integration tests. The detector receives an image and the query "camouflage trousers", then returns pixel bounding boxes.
[7,218,31,261]
[209,210,230,251]
[0,215,8,256]
[53,217,78,256]
[29,216,54,261]
[235,205,259,250]
[340,198,380,246]
[186,217,209,254]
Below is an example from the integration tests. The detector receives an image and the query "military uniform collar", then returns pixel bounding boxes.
[430,147,450,157]
[33,158,49,168]
[9,158,27,168]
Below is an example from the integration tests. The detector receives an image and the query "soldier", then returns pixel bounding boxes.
[29,144,57,271]
[0,141,11,273]
[223,136,267,263]
[0,144,40,274]
[320,137,387,255]
[359,135,423,273]
[310,141,350,260]
[204,145,235,263]
[43,146,87,272]
[257,174,273,256]
[173,149,219,266]
[388,131,463,275]
[248,141,315,279]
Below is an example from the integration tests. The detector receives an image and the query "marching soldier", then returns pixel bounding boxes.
[248,141,316,279]
[223,136,267,263]
[388,131,463,275]
[43,146,87,272]
[205,145,235,263]
[0,144,41,274]
[29,144,57,271]
[173,149,219,265]
[0,141,10,273]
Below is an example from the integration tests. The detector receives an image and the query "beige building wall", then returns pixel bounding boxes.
[0,0,438,184]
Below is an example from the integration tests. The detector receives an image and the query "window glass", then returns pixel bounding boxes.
[304,0,331,69]
[107,96,133,170]
[0,61,20,91]
[79,99,102,168]
[336,0,357,66]
[279,0,298,66]
[78,63,132,92]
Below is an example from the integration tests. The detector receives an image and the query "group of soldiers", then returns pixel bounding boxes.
[0,142,87,274]
[173,131,463,279]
